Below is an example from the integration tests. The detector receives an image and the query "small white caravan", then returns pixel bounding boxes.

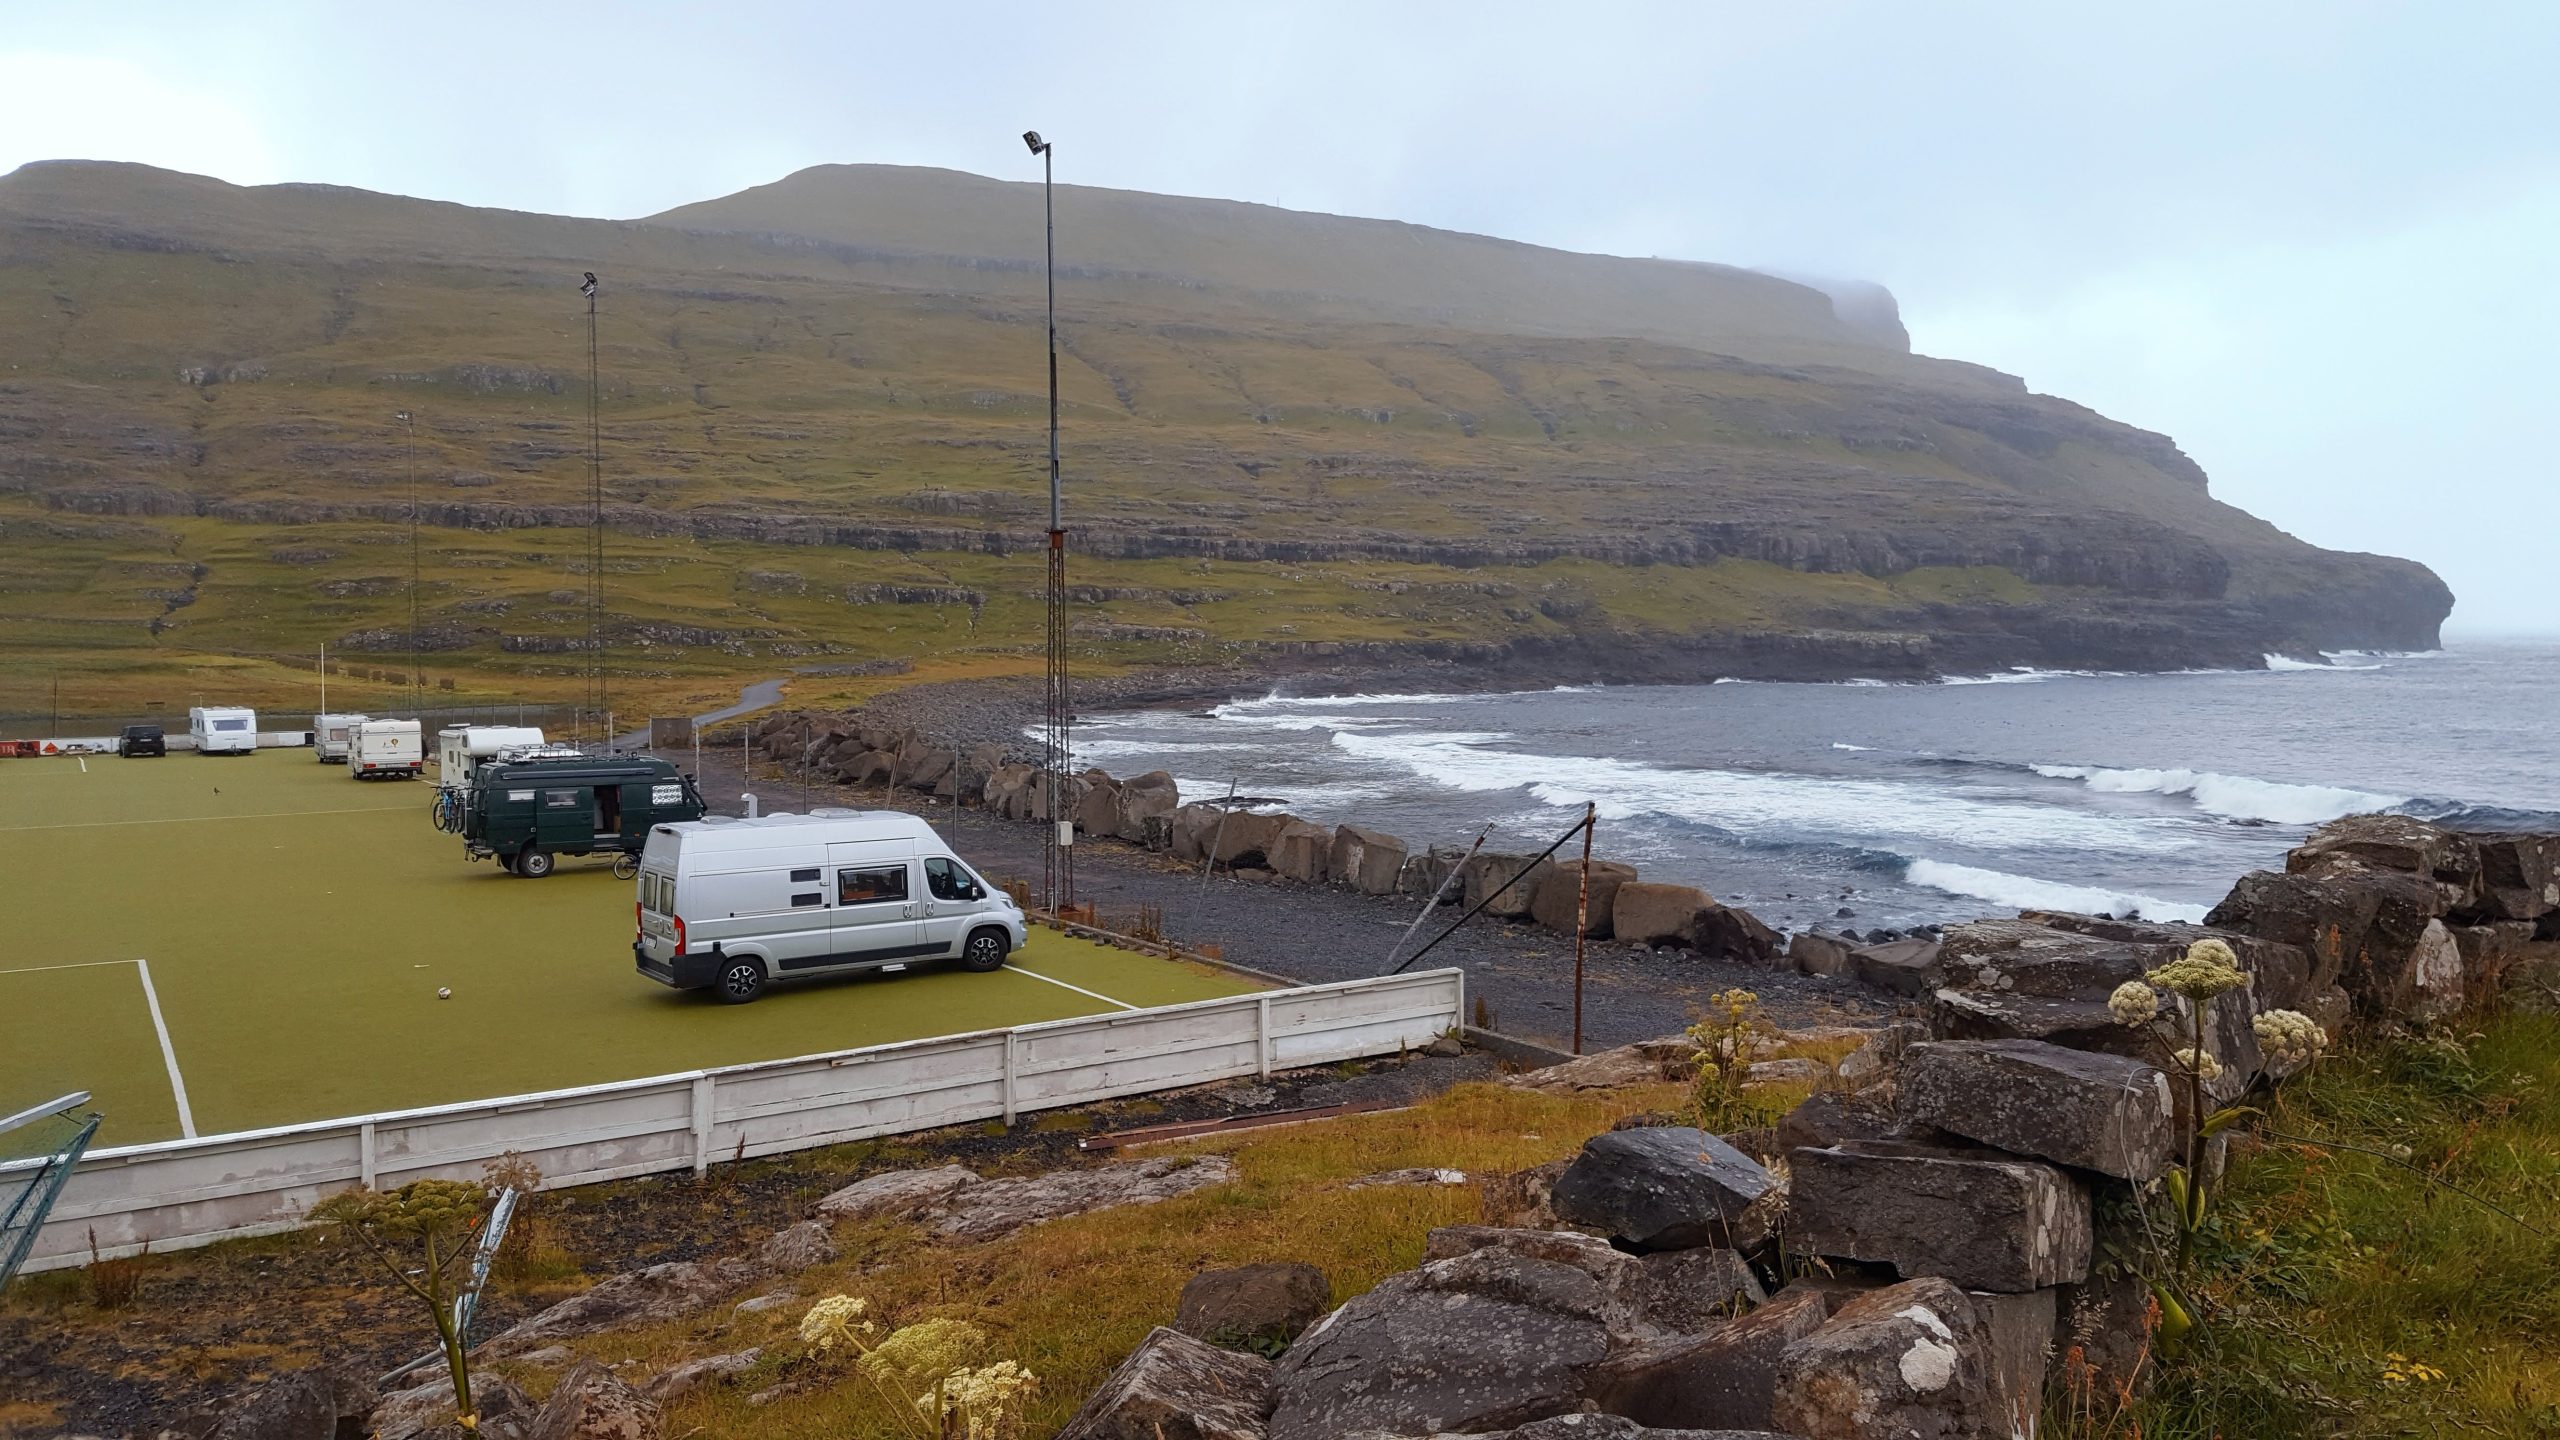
[632,810,1028,1004]
[313,712,370,763]
[189,706,257,756]
[351,719,425,779]
[435,725,547,789]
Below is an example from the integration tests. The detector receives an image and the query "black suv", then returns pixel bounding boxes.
[119,724,166,757]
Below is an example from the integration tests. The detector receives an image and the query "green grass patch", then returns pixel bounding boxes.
[2127,1013,2560,1437]
[0,749,1255,1145]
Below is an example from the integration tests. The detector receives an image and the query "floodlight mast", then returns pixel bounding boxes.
[1025,129,1072,910]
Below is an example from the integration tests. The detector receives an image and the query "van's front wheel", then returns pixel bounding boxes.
[960,928,1010,973]
[714,955,767,1003]
[514,847,555,878]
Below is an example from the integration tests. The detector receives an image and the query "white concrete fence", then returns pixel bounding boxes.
[12,969,1464,1273]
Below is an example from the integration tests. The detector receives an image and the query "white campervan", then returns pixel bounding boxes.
[435,725,547,789]
[189,706,257,755]
[632,810,1028,1004]
[313,712,369,763]
[351,719,425,779]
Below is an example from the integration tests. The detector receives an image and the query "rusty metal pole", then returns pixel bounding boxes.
[1572,803,1596,1055]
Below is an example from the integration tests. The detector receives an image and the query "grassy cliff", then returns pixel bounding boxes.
[0,160,2451,721]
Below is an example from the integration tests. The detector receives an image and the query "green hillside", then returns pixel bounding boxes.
[0,160,2451,722]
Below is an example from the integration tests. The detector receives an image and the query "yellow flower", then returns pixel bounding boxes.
[2108,980,2160,1026]
[799,1294,873,1351]
[2147,940,2248,1001]
[2380,1352,2446,1385]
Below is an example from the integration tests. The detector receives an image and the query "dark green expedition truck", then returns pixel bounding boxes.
[460,754,707,877]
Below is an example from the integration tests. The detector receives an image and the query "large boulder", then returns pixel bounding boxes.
[1631,1247,1768,1335]
[1330,825,1410,895]
[814,1164,982,1221]
[1421,1224,1648,1317]
[1168,803,1226,863]
[1692,905,1782,963]
[1549,1127,1780,1252]
[1769,1277,2003,1440]
[1075,772,1123,834]
[1269,819,1334,884]
[1112,771,1182,842]
[2471,832,2560,922]
[1465,852,1557,920]
[930,1155,1237,1241]
[756,1220,836,1272]
[2016,911,2317,1011]
[2292,813,2481,909]
[1897,1039,2175,1181]
[372,1376,533,1440]
[1174,1262,1334,1349]
[483,1256,758,1352]
[1848,938,1943,996]
[1056,1327,1274,1440]
[1401,844,1469,899]
[1787,931,1856,978]
[1786,1141,2091,1292]
[1613,883,1716,948]
[527,1360,661,1440]
[1214,811,1288,869]
[1530,861,1640,938]
[1267,1246,1629,1440]
[641,1349,761,1403]
[1586,1286,1831,1431]
[201,1365,375,1440]
[2205,857,2448,1015]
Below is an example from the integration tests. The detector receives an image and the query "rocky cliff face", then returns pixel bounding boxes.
[0,160,2452,680]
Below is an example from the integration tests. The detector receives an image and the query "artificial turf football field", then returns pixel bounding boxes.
[0,747,1257,1148]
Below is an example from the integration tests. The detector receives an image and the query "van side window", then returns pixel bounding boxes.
[924,857,983,901]
[836,864,909,906]
[544,789,581,809]
[790,867,820,883]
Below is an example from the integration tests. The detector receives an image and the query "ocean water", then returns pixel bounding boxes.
[1077,641,2560,935]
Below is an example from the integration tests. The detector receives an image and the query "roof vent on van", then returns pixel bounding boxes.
[698,815,738,825]
[809,807,859,818]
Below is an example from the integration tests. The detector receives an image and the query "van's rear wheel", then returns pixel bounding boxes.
[714,956,767,1003]
[960,928,1010,973]
[515,848,555,878]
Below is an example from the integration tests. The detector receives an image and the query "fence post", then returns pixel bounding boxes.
[1256,993,1274,1079]
[358,1120,377,1190]
[690,1075,716,1178]
[1002,1031,1020,1126]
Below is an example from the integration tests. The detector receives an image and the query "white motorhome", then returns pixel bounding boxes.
[435,725,547,789]
[188,706,257,756]
[313,712,370,763]
[351,719,425,779]
[632,810,1027,1004]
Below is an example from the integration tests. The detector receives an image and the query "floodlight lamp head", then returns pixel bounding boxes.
[1022,131,1047,155]
[394,410,412,424]
[580,272,598,297]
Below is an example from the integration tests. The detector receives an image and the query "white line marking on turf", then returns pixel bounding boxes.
[132,958,197,1139]
[79,758,87,773]
[0,958,144,977]
[1002,965,1140,1011]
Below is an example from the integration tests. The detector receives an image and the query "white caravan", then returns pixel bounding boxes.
[351,719,425,779]
[189,706,257,755]
[632,810,1028,1004]
[313,712,370,763]
[435,725,547,789]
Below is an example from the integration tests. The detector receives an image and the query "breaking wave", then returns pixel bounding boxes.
[1903,859,2210,924]
[2029,763,2404,825]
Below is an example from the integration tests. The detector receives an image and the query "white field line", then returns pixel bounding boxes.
[0,805,395,833]
[0,958,142,977]
[132,958,197,1139]
[78,758,87,773]
[1002,965,1140,1012]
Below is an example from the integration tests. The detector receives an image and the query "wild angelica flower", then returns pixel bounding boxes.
[2147,939,2248,1001]
[2170,1046,2225,1082]
[799,1294,874,1350]
[2109,980,2161,1026]
[2252,1008,2329,1067]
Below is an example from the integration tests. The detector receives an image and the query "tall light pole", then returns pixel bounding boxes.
[581,271,607,749]
[397,410,420,714]
[1024,129,1073,910]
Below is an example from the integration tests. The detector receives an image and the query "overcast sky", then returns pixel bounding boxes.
[4,2,2552,633]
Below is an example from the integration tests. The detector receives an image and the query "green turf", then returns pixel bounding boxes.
[0,749,1254,1147]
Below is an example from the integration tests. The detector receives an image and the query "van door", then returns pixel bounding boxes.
[763,856,836,970]
[536,785,593,851]
[827,857,924,964]
[917,855,995,958]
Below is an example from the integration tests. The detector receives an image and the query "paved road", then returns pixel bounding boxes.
[610,677,787,750]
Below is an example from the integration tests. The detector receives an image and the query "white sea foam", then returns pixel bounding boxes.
[2031,763,2404,825]
[2263,653,2384,672]
[1331,729,2186,853]
[1904,859,2209,924]
[1831,742,1876,752]
[1941,667,2110,685]
[1070,738,1260,761]
[1215,691,1472,714]
[1212,713,1400,733]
